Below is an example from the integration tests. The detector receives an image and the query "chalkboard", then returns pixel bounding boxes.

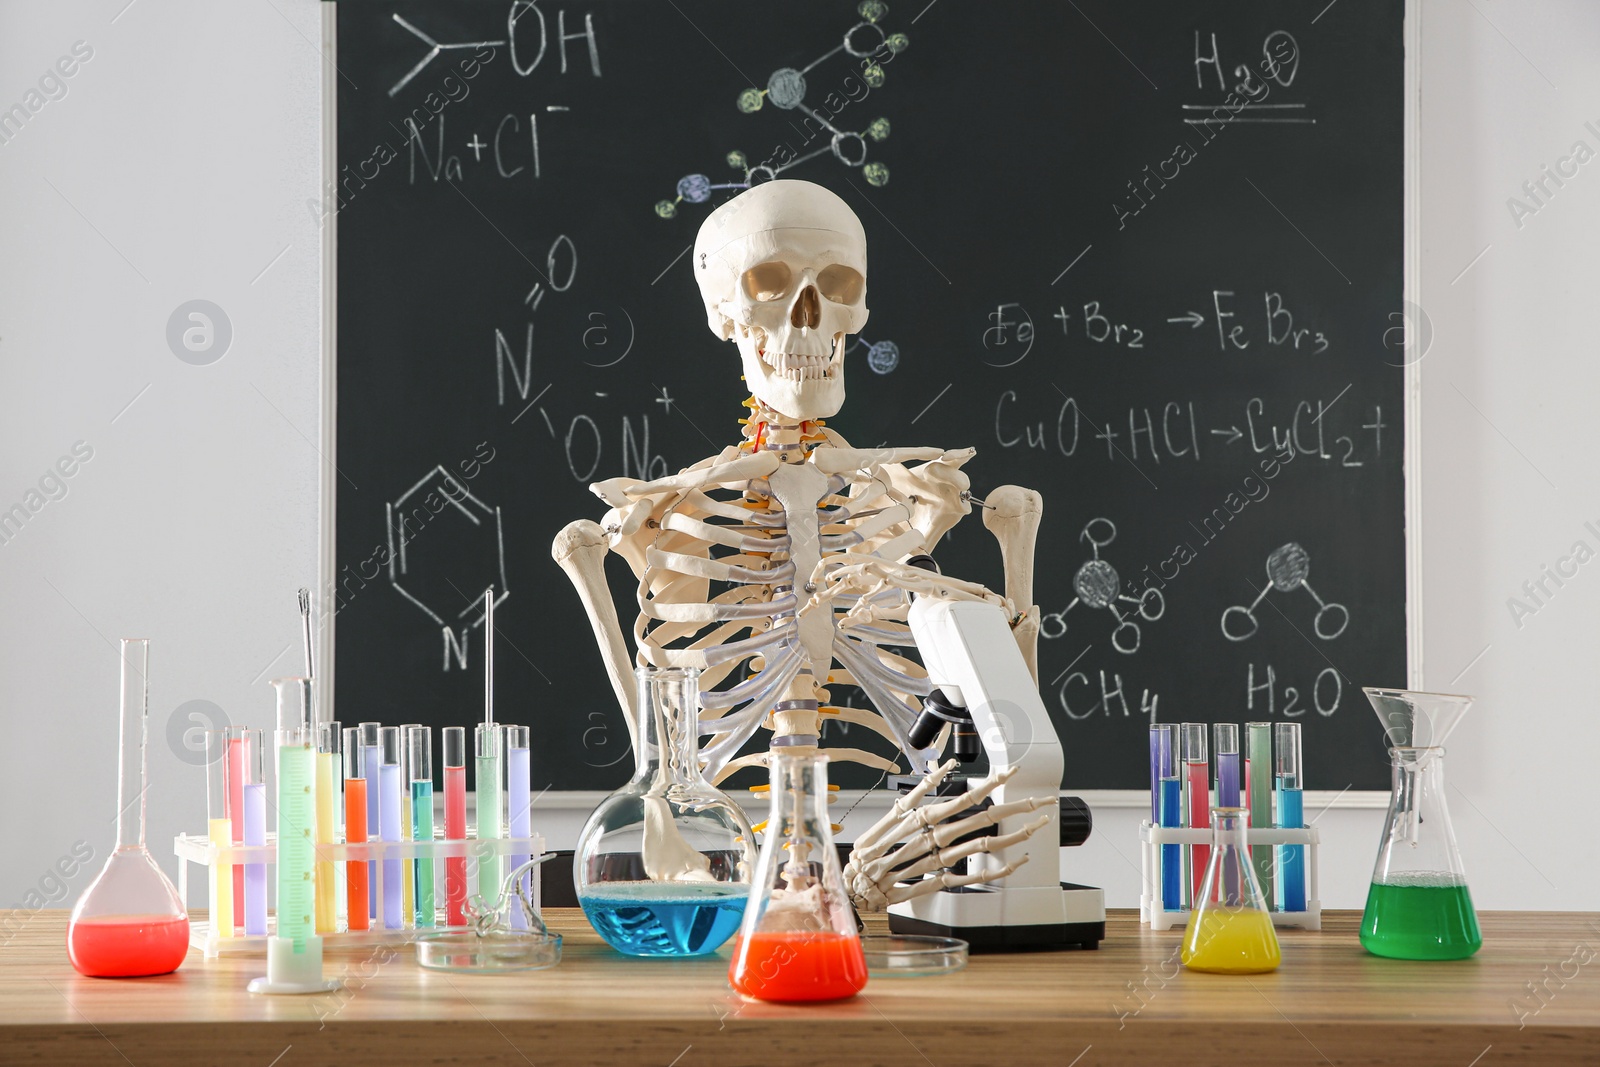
[330,0,1408,796]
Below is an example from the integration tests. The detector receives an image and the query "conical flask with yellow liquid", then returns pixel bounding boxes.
[1181,806,1281,974]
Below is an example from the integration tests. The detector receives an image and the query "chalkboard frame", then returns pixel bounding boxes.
[314,0,1425,813]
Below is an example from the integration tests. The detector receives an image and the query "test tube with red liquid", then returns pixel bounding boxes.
[343,727,369,932]
[443,726,468,926]
[1180,723,1209,905]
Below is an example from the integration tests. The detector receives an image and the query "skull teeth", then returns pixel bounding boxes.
[759,349,839,382]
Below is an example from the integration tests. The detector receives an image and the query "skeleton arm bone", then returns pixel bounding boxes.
[981,485,1044,684]
[551,519,638,747]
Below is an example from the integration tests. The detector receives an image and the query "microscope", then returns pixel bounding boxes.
[886,594,1106,951]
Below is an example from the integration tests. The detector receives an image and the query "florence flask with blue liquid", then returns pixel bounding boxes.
[575,667,755,956]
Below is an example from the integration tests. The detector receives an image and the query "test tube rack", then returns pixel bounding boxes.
[1137,822,1322,931]
[173,832,545,958]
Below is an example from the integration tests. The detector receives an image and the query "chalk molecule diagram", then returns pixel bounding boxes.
[385,464,510,670]
[851,335,900,374]
[1220,542,1349,642]
[654,0,909,221]
[1041,518,1166,655]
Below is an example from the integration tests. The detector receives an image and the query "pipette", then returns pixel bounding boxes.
[249,677,338,994]
[243,728,267,936]
[477,588,504,912]
[343,727,369,932]
[506,725,530,929]
[409,726,435,929]
[206,729,233,941]
[315,722,341,934]
[443,726,467,926]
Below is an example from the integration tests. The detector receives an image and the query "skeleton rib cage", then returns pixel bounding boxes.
[592,429,970,786]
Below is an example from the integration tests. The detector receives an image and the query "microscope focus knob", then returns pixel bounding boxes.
[1058,796,1093,847]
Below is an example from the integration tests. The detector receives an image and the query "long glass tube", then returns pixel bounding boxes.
[1151,724,1181,911]
[1180,723,1209,905]
[343,727,369,932]
[273,678,317,951]
[1212,723,1242,902]
[228,725,245,933]
[359,722,381,917]
[205,729,233,940]
[408,726,435,929]
[475,724,503,909]
[505,725,530,928]
[1275,722,1305,911]
[242,728,267,936]
[314,721,341,934]
[1246,722,1275,909]
[443,727,467,926]
[399,723,420,927]
[379,726,403,929]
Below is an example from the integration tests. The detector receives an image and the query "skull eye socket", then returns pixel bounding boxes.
[817,264,864,305]
[740,261,793,302]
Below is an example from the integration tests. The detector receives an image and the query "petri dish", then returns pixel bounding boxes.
[415,929,562,973]
[859,934,968,977]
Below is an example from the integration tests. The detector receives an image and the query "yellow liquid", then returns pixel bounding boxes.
[208,817,233,939]
[314,751,338,934]
[401,797,415,927]
[1181,907,1281,974]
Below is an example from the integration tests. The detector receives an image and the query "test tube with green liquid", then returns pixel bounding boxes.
[314,721,340,934]
[475,723,503,907]
[408,726,435,928]
[1246,722,1274,908]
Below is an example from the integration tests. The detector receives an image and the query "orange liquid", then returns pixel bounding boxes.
[67,915,189,977]
[345,778,370,931]
[729,931,867,1002]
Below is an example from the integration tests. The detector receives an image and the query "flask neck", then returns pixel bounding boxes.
[632,668,705,786]
[1208,806,1251,850]
[117,639,150,851]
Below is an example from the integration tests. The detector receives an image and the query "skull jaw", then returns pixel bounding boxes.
[736,333,846,422]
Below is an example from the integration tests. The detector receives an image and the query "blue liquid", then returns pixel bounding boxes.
[1159,777,1182,911]
[580,882,748,957]
[243,782,267,935]
[1278,787,1305,912]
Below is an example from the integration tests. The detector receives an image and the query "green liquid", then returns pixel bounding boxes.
[1360,876,1482,960]
[412,780,435,928]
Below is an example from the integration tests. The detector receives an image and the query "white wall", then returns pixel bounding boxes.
[1,0,1594,916]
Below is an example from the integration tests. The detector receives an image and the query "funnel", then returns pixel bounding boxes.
[1362,688,1473,749]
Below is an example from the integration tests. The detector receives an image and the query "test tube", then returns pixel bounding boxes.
[1151,724,1181,912]
[1180,723,1209,905]
[1213,723,1242,902]
[379,726,403,929]
[443,727,467,926]
[408,726,435,929]
[314,721,341,934]
[227,725,245,931]
[1275,722,1306,912]
[205,729,233,940]
[359,722,381,917]
[505,725,531,928]
[399,722,421,927]
[1246,722,1275,909]
[343,727,369,932]
[242,728,268,936]
[475,724,504,909]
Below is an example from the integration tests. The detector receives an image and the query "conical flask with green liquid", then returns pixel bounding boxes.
[1359,688,1482,960]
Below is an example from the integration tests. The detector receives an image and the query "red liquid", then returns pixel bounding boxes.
[67,915,189,977]
[345,778,369,932]
[729,931,868,1002]
[445,765,467,926]
[1187,761,1210,902]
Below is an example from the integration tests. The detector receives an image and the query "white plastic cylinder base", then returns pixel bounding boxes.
[247,935,340,995]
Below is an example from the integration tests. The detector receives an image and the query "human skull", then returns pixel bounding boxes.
[693,180,869,421]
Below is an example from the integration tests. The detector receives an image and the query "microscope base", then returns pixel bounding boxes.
[887,882,1106,953]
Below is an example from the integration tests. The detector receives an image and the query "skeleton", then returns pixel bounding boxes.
[552,180,1052,912]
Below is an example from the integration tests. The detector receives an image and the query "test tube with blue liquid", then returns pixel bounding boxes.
[1275,722,1306,912]
[506,725,531,928]
[1213,723,1242,903]
[379,726,403,929]
[408,725,435,928]
[1149,724,1181,911]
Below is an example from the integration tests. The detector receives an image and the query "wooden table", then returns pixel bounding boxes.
[4,909,1596,1066]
